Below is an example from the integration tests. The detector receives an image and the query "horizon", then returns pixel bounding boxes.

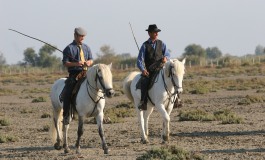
[1,0,265,64]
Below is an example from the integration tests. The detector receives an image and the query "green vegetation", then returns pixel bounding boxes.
[20,109,33,114]
[238,95,265,105]
[38,124,50,132]
[32,96,47,103]
[22,88,50,94]
[104,102,135,123]
[41,113,51,118]
[0,88,16,96]
[179,109,243,124]
[0,118,10,126]
[137,145,205,160]
[0,134,19,143]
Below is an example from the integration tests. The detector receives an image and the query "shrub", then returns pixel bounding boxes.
[32,97,46,103]
[0,119,10,126]
[137,145,205,160]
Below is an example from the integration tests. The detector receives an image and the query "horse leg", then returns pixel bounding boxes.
[143,106,153,137]
[96,113,109,154]
[63,122,71,153]
[157,105,170,143]
[52,108,62,150]
[136,109,149,144]
[75,115,84,154]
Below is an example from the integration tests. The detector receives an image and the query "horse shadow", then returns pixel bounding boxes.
[0,144,103,159]
[0,146,54,158]
[171,130,265,154]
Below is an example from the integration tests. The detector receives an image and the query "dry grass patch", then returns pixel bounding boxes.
[104,102,135,123]
[136,145,205,160]
[0,134,19,143]
[179,109,243,124]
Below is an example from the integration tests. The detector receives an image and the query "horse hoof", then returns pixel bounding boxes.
[64,147,71,153]
[54,143,62,150]
[104,149,109,154]
[141,138,149,144]
[76,149,81,154]
[162,135,169,142]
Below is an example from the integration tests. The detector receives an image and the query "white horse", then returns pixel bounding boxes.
[50,63,114,154]
[123,58,185,143]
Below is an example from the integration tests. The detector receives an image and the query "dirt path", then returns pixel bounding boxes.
[0,81,265,160]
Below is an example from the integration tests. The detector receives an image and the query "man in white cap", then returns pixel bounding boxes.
[137,24,170,110]
[62,27,93,125]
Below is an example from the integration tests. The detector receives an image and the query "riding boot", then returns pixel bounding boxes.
[138,76,149,110]
[63,77,77,125]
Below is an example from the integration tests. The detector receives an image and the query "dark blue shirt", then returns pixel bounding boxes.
[62,40,93,74]
[137,38,170,71]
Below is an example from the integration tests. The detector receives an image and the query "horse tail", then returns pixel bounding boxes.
[123,71,139,102]
[51,103,63,143]
[50,78,65,144]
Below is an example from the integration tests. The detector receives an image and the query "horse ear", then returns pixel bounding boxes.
[108,63,112,69]
[182,58,186,65]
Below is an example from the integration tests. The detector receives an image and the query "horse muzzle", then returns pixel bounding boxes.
[105,88,115,98]
[177,87,183,94]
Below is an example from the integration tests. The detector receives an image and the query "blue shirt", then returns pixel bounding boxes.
[137,38,170,71]
[62,40,93,74]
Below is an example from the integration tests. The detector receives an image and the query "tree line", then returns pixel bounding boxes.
[1,43,265,68]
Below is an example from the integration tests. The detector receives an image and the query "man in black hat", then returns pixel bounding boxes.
[136,24,170,110]
[62,27,93,125]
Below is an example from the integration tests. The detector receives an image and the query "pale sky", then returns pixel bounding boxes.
[1,0,265,64]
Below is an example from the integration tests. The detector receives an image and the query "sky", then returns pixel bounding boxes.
[1,0,265,64]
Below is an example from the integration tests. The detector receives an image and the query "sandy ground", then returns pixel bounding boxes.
[0,76,265,160]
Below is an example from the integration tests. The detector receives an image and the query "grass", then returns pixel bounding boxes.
[41,113,51,118]
[0,134,18,143]
[0,118,10,126]
[238,95,265,105]
[179,109,244,124]
[179,109,214,121]
[38,125,50,132]
[0,88,16,96]
[32,96,47,103]
[22,88,50,94]
[104,101,135,123]
[137,145,205,160]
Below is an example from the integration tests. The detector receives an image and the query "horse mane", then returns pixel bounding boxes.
[165,59,185,77]
[86,63,113,87]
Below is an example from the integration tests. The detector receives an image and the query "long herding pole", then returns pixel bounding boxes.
[129,22,140,51]
[8,28,80,62]
[8,29,63,53]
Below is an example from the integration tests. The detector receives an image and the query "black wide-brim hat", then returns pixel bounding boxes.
[146,24,161,32]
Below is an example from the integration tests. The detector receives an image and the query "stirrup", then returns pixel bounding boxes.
[138,101,145,111]
[63,117,70,125]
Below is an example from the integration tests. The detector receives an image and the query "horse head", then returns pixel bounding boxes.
[88,63,115,98]
[165,58,186,94]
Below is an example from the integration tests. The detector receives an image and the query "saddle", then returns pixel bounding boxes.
[59,74,87,105]
[136,70,160,90]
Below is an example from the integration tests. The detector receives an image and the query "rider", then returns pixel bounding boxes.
[62,27,93,125]
[137,24,170,110]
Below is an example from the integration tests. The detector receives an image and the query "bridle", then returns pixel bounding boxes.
[160,64,182,105]
[168,65,182,95]
[85,67,113,116]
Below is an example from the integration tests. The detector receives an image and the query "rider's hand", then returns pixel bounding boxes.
[84,60,93,67]
[162,57,167,63]
[77,61,84,67]
[142,70,148,76]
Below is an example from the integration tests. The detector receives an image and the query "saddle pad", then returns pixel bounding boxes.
[58,76,86,104]
[136,71,160,90]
